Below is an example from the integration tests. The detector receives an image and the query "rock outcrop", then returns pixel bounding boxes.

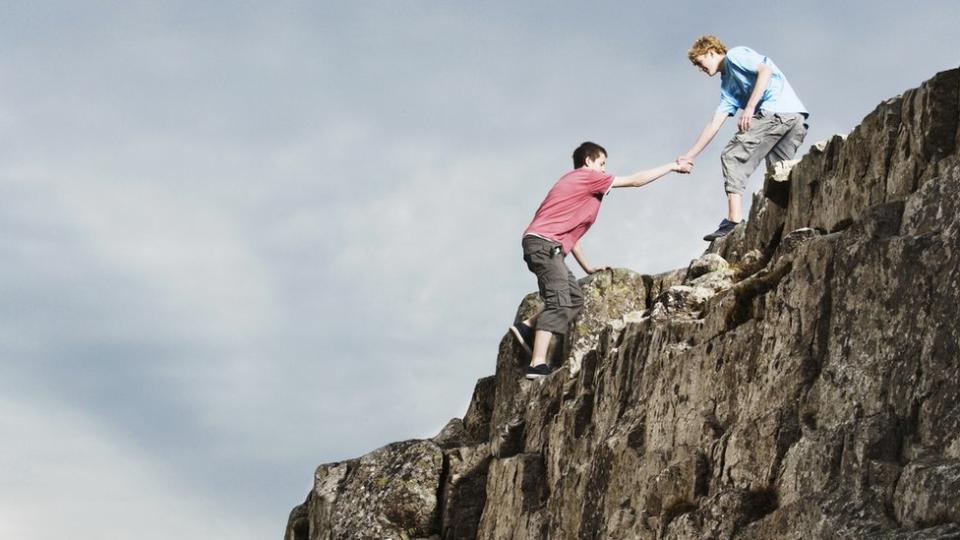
[286,68,960,539]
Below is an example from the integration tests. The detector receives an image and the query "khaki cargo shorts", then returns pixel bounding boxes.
[721,111,808,194]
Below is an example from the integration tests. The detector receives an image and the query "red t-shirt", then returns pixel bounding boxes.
[523,168,615,255]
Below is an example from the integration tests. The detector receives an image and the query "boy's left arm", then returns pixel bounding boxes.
[571,242,608,274]
[739,62,773,132]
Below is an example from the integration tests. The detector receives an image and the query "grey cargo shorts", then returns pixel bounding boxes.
[522,235,584,335]
[721,111,808,194]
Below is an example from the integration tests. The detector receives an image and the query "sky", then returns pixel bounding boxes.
[1,1,957,538]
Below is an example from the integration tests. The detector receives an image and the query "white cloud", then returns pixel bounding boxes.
[0,394,272,540]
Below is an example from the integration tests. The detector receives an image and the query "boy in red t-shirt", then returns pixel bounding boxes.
[512,142,688,379]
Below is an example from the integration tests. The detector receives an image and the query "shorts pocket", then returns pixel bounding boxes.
[727,135,759,164]
[543,287,573,307]
[543,279,573,308]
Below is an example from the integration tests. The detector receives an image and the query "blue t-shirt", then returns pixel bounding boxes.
[717,46,808,118]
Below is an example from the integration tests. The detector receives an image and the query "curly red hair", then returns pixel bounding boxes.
[688,35,728,65]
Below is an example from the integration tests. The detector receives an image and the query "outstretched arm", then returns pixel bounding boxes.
[679,112,728,164]
[571,242,608,274]
[610,161,687,189]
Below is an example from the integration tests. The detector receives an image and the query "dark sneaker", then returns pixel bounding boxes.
[510,322,535,355]
[703,219,742,241]
[524,363,556,380]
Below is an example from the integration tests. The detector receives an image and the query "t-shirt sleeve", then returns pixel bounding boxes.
[589,170,615,195]
[716,91,739,116]
[726,46,766,73]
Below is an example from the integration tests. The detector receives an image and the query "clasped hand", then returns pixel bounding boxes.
[675,156,695,173]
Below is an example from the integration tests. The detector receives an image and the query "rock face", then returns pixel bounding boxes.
[286,69,960,539]
[287,440,444,540]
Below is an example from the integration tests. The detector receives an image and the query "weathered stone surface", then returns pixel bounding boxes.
[664,488,778,539]
[441,443,491,539]
[689,267,736,293]
[650,284,715,318]
[767,158,800,183]
[292,440,443,540]
[567,268,650,375]
[771,226,820,260]
[285,499,310,540]
[687,253,730,279]
[894,458,960,528]
[708,219,748,261]
[461,376,495,445]
[476,454,548,539]
[645,267,687,304]
[287,68,960,540]
[432,418,468,449]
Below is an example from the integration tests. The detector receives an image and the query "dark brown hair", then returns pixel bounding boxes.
[572,141,607,168]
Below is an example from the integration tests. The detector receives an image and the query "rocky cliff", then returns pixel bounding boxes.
[286,68,960,539]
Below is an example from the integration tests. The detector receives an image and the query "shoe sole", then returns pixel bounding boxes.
[703,232,731,241]
[524,373,547,380]
[704,222,742,241]
[510,326,533,355]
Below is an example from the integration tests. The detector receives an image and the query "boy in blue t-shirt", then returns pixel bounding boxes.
[678,35,809,241]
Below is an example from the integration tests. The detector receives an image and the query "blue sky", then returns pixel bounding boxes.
[1,2,958,538]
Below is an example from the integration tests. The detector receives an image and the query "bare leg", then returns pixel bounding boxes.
[523,309,552,367]
[530,330,552,367]
[727,192,743,223]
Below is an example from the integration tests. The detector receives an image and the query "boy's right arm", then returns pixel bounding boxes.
[678,112,728,165]
[611,161,688,189]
